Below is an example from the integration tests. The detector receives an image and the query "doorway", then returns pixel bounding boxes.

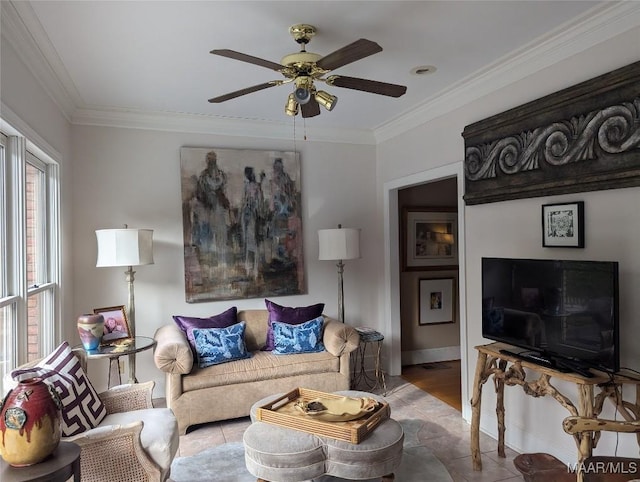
[382,162,470,420]
[397,177,461,411]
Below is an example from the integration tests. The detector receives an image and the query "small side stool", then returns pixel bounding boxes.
[351,327,387,394]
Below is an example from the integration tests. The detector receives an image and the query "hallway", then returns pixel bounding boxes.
[402,360,462,411]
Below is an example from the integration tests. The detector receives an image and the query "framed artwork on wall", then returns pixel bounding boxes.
[402,208,458,271]
[541,201,584,248]
[179,147,305,302]
[418,277,455,325]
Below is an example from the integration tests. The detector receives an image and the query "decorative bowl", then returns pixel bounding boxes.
[294,396,379,422]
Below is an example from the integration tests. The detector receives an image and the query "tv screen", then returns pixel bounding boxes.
[482,257,619,372]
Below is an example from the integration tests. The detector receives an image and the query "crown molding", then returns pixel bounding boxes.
[71,106,376,145]
[3,1,638,145]
[374,1,640,143]
[1,102,63,162]
[1,1,82,121]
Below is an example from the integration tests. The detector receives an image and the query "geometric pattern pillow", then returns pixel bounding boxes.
[190,321,251,369]
[272,316,325,355]
[11,341,107,436]
[263,299,324,351]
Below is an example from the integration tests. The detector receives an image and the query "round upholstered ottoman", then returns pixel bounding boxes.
[244,421,326,482]
[244,392,403,482]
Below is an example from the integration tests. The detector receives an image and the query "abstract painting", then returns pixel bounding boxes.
[180,147,304,302]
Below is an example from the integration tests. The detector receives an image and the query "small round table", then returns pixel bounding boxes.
[351,328,387,395]
[74,336,156,388]
[0,441,81,482]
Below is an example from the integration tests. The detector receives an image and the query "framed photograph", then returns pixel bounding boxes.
[542,201,584,248]
[419,278,455,325]
[94,305,131,344]
[402,208,458,270]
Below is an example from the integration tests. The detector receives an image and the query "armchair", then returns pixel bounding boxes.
[563,416,640,482]
[66,381,178,482]
[11,349,179,482]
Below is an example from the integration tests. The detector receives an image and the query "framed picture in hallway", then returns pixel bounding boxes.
[402,207,458,271]
[418,277,455,325]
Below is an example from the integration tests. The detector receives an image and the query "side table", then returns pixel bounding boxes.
[0,441,80,482]
[351,327,387,395]
[74,336,156,388]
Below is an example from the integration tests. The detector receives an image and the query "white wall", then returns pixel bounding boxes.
[377,26,640,462]
[70,125,379,391]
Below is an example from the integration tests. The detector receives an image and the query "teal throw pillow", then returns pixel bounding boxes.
[272,316,325,355]
[191,321,251,368]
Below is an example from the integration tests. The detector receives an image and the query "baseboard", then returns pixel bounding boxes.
[479,411,577,466]
[401,346,461,366]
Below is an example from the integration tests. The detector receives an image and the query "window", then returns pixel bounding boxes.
[0,133,14,393]
[0,125,60,395]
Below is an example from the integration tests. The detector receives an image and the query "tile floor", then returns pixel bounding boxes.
[164,375,524,481]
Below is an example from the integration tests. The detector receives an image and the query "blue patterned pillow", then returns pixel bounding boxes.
[272,316,325,355]
[191,321,251,368]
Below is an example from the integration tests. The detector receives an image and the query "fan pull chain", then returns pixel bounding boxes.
[292,115,297,154]
[303,117,307,141]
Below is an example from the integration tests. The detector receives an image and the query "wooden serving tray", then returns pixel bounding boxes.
[255,387,390,444]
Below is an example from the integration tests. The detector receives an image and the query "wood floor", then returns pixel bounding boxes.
[401,360,462,412]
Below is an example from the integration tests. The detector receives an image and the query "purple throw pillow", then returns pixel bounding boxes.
[173,306,238,351]
[263,299,324,351]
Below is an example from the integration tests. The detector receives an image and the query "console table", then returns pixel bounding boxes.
[470,342,640,482]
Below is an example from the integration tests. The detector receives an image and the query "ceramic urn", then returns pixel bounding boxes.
[0,377,62,466]
[77,313,105,351]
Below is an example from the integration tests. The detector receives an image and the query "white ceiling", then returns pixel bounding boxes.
[2,1,630,141]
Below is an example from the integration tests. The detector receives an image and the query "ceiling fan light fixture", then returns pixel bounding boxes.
[315,90,337,111]
[285,93,299,116]
[294,87,311,104]
[209,24,407,117]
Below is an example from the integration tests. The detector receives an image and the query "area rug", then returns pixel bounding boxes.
[170,441,453,482]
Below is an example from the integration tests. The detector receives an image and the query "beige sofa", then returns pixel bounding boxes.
[153,309,360,434]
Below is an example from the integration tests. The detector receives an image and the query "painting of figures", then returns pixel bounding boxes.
[180,147,304,302]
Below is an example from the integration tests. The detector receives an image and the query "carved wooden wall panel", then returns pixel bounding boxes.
[462,61,640,205]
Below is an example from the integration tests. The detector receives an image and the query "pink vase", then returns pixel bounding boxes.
[0,377,62,466]
[77,313,105,350]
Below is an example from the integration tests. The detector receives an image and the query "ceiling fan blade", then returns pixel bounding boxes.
[301,98,321,118]
[316,39,382,71]
[210,49,283,71]
[326,75,407,97]
[208,82,279,103]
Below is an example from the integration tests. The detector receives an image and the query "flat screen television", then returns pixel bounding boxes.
[482,257,619,373]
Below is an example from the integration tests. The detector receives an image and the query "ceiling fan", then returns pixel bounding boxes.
[208,24,407,118]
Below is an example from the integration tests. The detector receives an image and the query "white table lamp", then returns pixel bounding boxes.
[318,225,360,323]
[96,227,154,339]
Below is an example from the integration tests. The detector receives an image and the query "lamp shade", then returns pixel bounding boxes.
[318,228,360,261]
[96,228,154,267]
